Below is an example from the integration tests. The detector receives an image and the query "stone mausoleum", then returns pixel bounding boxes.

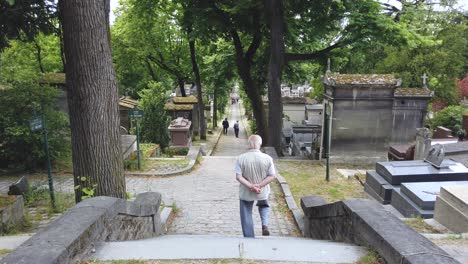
[322,74,432,164]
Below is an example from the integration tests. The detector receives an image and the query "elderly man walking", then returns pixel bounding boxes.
[234,135,277,237]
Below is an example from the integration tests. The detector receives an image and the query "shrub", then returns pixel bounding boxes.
[0,81,70,170]
[138,82,171,149]
[430,105,466,132]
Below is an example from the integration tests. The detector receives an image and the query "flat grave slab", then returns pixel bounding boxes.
[401,181,468,210]
[376,159,468,185]
[365,170,394,203]
[391,188,434,218]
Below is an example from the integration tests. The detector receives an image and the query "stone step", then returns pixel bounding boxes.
[91,234,367,263]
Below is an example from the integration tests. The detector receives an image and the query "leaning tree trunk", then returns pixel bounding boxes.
[213,86,218,128]
[237,65,267,142]
[189,39,206,140]
[266,0,285,153]
[60,0,126,202]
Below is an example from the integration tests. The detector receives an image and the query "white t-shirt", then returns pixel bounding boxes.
[234,149,276,201]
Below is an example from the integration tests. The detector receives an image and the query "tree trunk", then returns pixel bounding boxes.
[230,28,268,143]
[33,39,45,73]
[189,39,206,140]
[178,78,186,97]
[59,0,126,203]
[237,63,267,142]
[213,86,218,128]
[266,0,285,153]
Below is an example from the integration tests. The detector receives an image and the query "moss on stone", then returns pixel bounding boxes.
[329,74,398,86]
[0,196,16,209]
[395,88,433,96]
[164,103,193,111]
[172,96,198,104]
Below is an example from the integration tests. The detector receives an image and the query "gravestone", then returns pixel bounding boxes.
[424,143,445,168]
[414,127,431,160]
[433,126,453,138]
[8,176,29,196]
[391,181,468,218]
[365,145,468,217]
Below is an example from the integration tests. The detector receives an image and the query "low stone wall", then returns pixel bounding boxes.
[0,195,24,235]
[2,192,163,264]
[301,196,460,264]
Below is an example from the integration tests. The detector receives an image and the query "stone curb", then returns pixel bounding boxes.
[205,126,223,157]
[274,171,305,234]
[125,146,201,177]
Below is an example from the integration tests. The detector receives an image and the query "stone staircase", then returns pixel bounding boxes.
[90,234,367,263]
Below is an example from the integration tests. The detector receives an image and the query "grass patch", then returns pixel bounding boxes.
[3,215,33,235]
[25,186,75,214]
[140,143,160,157]
[276,160,369,205]
[404,217,442,234]
[144,159,189,171]
[0,249,12,255]
[357,249,385,264]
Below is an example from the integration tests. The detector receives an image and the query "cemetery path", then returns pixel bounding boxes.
[0,102,299,237]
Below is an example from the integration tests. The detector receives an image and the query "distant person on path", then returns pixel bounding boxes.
[222,118,229,135]
[234,121,240,138]
[235,135,277,237]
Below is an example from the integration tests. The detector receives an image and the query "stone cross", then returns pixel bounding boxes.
[422,73,428,89]
[326,58,331,76]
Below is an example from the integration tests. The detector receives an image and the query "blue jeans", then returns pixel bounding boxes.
[240,199,270,238]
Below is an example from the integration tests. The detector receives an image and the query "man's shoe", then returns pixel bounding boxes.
[262,225,270,236]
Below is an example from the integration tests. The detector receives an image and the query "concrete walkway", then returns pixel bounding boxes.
[92,234,367,263]
[126,102,298,236]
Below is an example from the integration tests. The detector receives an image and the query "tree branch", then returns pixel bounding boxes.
[285,42,344,62]
[244,10,262,63]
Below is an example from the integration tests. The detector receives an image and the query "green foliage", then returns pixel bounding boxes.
[310,77,324,103]
[357,248,385,264]
[74,177,97,200]
[0,0,57,51]
[430,105,466,132]
[0,81,70,169]
[164,147,189,157]
[138,81,171,149]
[25,184,75,214]
[248,119,257,135]
[111,0,192,97]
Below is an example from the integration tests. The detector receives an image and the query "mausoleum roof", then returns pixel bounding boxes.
[119,96,139,109]
[164,103,193,111]
[325,74,400,86]
[173,96,198,104]
[39,73,66,85]
[394,88,433,97]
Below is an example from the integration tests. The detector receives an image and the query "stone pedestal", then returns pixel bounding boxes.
[414,128,431,160]
[168,117,192,148]
[434,185,468,233]
[0,196,24,234]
